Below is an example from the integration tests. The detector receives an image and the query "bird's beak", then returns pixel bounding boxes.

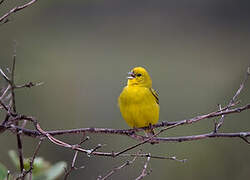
[127,71,135,79]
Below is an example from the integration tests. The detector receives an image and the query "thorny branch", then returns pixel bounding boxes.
[0,54,249,179]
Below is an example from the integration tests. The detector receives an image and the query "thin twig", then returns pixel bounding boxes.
[16,133,24,175]
[64,137,87,180]
[240,136,250,144]
[0,99,9,112]
[115,122,183,157]
[33,120,187,160]
[28,139,43,180]
[64,151,80,180]
[0,0,5,6]
[0,0,38,23]
[135,154,151,180]
[16,139,43,180]
[88,144,103,155]
[4,47,25,177]
[12,69,24,176]
[79,136,90,145]
[214,66,250,132]
[0,68,11,83]
[214,104,225,133]
[14,81,44,89]
[11,49,16,112]
[0,85,10,100]
[97,151,140,180]
[229,66,250,107]
[147,132,250,144]
[0,114,9,133]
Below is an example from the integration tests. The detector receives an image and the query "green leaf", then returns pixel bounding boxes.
[33,162,67,180]
[32,157,50,174]
[0,162,7,179]
[8,150,19,169]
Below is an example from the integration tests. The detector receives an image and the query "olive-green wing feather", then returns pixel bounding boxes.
[150,88,159,104]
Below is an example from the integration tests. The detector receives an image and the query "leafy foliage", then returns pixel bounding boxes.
[0,150,66,180]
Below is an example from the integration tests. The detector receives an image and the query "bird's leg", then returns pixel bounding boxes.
[148,123,155,136]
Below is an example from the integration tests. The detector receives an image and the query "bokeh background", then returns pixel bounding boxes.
[1,0,250,179]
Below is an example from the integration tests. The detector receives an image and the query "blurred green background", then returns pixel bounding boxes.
[1,0,250,179]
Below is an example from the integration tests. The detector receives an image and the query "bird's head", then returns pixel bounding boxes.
[127,67,152,88]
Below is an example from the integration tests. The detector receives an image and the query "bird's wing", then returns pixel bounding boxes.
[150,88,159,104]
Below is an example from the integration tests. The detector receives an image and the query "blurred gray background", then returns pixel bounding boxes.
[1,0,250,179]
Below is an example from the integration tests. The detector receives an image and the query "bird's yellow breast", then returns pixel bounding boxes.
[118,86,159,128]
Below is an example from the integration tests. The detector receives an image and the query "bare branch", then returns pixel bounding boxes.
[0,85,10,100]
[10,51,24,176]
[28,139,43,180]
[64,136,88,180]
[29,119,187,160]
[87,144,104,156]
[97,151,139,180]
[147,132,250,143]
[79,136,90,145]
[0,53,249,179]
[14,81,44,89]
[213,66,250,133]
[16,139,43,180]
[1,103,250,142]
[64,151,83,180]
[0,0,5,6]
[214,104,225,133]
[0,99,9,112]
[240,136,250,144]
[10,47,16,112]
[16,133,24,175]
[0,0,38,24]
[114,122,183,157]
[5,123,250,144]
[7,103,250,138]
[0,68,11,83]
[135,154,151,180]
[0,46,26,176]
[229,66,250,106]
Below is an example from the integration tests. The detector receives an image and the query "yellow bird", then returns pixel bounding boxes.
[118,67,159,136]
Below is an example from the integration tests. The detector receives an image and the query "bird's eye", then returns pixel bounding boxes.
[137,73,142,77]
